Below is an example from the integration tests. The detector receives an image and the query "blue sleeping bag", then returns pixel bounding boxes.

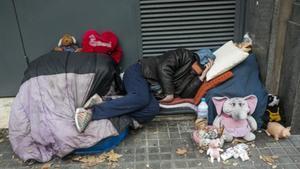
[206,53,268,128]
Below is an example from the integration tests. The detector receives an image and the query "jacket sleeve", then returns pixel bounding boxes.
[158,48,195,95]
[158,60,176,95]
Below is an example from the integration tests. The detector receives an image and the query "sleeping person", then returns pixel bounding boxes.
[74,48,214,132]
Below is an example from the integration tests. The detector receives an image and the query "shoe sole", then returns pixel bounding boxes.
[75,109,82,132]
[84,94,103,109]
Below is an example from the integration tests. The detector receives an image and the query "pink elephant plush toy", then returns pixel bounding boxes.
[212,95,258,142]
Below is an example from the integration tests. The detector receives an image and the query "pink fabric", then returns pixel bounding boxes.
[212,97,229,115]
[244,95,258,115]
[220,115,251,137]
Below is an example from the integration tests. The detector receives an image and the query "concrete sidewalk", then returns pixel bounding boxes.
[1,119,300,169]
[0,98,13,129]
[1,98,300,169]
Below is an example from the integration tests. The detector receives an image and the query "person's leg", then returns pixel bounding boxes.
[91,63,154,120]
[129,93,160,123]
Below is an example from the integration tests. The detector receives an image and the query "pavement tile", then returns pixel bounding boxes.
[277,156,294,164]
[174,160,187,168]
[160,160,172,169]
[148,154,160,161]
[135,154,146,162]
[277,164,299,169]
[270,147,287,156]
[258,148,273,156]
[289,155,300,163]
[160,153,171,160]
[2,121,300,169]
[160,146,172,153]
[284,147,300,155]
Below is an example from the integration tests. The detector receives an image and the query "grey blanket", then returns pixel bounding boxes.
[9,52,122,162]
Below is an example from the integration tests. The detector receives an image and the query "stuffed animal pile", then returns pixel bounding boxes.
[53,30,122,64]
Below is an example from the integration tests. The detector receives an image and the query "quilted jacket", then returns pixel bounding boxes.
[140,48,202,99]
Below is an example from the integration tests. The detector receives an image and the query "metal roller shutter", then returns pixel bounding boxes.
[140,0,241,57]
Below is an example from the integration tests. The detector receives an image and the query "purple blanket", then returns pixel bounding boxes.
[9,52,122,162]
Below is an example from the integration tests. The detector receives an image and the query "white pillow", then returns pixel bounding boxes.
[206,41,249,81]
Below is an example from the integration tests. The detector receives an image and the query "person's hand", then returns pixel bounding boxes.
[160,94,174,103]
[199,59,214,81]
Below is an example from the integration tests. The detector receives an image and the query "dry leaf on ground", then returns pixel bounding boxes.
[232,138,247,144]
[106,150,122,162]
[259,155,279,165]
[176,147,188,156]
[72,151,122,168]
[41,162,52,169]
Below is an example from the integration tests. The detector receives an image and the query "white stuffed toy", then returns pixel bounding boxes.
[212,95,258,142]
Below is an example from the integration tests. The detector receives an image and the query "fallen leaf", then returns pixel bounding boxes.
[260,155,278,165]
[0,139,4,143]
[199,149,204,154]
[232,138,247,144]
[176,147,188,156]
[272,165,277,168]
[106,150,122,162]
[41,162,52,169]
[232,162,238,166]
[197,162,202,166]
[223,160,231,165]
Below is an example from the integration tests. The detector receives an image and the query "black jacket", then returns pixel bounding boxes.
[140,48,202,98]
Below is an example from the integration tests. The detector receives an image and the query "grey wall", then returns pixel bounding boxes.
[244,0,275,82]
[278,1,300,133]
[14,0,142,70]
[0,0,27,97]
[0,0,143,97]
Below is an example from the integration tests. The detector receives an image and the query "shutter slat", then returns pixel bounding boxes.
[141,10,235,18]
[142,41,229,49]
[143,32,234,40]
[141,14,235,23]
[142,28,234,36]
[141,5,236,14]
[143,37,233,45]
[140,0,237,57]
[142,23,234,32]
[141,19,235,27]
[141,1,236,8]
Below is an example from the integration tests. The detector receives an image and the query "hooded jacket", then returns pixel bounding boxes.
[140,48,202,99]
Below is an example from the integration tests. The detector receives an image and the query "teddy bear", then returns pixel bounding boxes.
[212,95,258,142]
[53,34,81,52]
[207,138,223,163]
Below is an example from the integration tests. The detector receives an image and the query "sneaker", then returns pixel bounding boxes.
[131,119,143,130]
[83,94,103,109]
[75,108,92,132]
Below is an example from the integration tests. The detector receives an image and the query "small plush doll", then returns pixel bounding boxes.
[207,138,223,163]
[266,122,291,140]
[212,95,258,142]
[53,34,81,52]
